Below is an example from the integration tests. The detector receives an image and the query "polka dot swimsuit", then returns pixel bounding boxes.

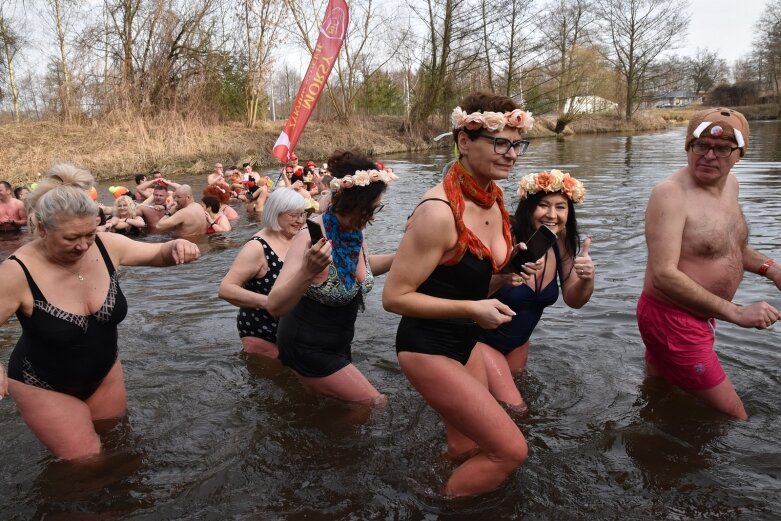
[237,237,282,343]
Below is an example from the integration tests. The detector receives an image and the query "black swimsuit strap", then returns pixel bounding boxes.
[249,236,267,247]
[552,240,565,285]
[408,197,451,220]
[7,255,46,301]
[93,235,117,277]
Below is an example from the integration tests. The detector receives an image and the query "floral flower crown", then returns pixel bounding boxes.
[517,169,585,204]
[330,168,398,191]
[451,106,535,133]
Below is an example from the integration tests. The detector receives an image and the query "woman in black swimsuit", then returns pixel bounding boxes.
[0,163,200,460]
[105,194,146,236]
[219,188,307,358]
[383,92,538,497]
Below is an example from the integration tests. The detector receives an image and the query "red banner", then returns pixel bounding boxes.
[272,0,349,162]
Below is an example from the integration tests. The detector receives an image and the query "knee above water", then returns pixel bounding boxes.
[492,436,528,469]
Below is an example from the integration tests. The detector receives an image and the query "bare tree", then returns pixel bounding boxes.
[596,0,689,120]
[687,47,728,93]
[754,0,781,104]
[0,2,22,121]
[408,0,465,125]
[537,0,595,129]
[284,0,409,121]
[42,0,76,120]
[494,0,537,98]
[240,0,285,127]
[334,0,410,120]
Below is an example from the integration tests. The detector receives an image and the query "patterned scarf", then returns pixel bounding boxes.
[442,160,513,272]
[322,207,363,290]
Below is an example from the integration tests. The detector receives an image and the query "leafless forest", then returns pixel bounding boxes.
[0,0,779,130]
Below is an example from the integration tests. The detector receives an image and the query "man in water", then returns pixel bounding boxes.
[208,163,225,186]
[156,184,208,238]
[137,184,171,232]
[637,107,781,420]
[0,181,27,232]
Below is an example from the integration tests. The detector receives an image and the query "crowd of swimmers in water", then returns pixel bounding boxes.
[0,91,779,499]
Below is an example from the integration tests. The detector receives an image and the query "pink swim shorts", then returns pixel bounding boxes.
[636,292,726,390]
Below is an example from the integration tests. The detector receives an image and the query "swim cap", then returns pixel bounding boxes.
[685,107,749,157]
[109,186,130,198]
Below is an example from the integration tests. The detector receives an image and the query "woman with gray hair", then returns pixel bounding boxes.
[218,188,307,359]
[0,163,200,461]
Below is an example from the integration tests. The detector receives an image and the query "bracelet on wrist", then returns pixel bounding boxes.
[758,258,775,277]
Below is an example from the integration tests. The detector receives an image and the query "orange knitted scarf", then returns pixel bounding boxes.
[442,161,512,272]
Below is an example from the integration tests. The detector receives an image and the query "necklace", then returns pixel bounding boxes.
[39,240,87,281]
[51,256,86,281]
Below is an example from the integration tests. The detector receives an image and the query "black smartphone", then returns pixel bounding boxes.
[306,219,324,243]
[511,225,557,272]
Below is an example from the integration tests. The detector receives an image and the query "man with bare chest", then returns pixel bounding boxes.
[0,181,27,232]
[637,107,781,419]
[155,185,208,238]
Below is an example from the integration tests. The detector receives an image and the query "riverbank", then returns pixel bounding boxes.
[1,106,757,186]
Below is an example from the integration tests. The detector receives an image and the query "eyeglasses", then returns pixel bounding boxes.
[478,134,530,156]
[691,142,740,158]
[284,211,307,220]
[363,203,385,226]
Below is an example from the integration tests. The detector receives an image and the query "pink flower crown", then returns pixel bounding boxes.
[451,106,535,133]
[517,169,585,204]
[329,168,398,191]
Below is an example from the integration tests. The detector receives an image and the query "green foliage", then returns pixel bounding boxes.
[216,58,249,122]
[356,74,404,116]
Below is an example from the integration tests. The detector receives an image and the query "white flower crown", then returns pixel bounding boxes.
[451,106,535,133]
[329,169,398,191]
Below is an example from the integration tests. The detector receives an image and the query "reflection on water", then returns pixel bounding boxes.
[2,122,781,520]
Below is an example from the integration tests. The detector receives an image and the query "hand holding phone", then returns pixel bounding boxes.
[511,225,557,272]
[306,218,324,243]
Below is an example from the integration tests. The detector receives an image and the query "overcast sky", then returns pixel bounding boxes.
[679,0,767,63]
[8,0,773,79]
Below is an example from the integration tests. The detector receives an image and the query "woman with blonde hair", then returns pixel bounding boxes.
[106,194,146,236]
[0,163,200,461]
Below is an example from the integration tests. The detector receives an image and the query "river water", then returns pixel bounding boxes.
[1,122,780,520]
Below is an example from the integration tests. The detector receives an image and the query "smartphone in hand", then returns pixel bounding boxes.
[511,225,557,272]
[306,219,324,243]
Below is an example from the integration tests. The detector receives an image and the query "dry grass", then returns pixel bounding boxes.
[0,113,435,186]
[1,108,703,186]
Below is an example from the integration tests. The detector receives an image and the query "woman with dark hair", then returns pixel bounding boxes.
[476,170,595,409]
[202,195,231,234]
[0,163,199,460]
[267,150,395,403]
[383,91,537,497]
[202,184,239,222]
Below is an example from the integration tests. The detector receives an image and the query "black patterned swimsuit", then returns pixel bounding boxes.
[237,237,282,343]
[7,236,129,400]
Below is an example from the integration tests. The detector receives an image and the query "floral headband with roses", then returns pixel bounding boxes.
[330,168,398,191]
[451,106,535,133]
[517,169,585,204]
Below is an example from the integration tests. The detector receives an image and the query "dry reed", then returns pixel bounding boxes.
[1,110,685,186]
[1,113,436,186]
